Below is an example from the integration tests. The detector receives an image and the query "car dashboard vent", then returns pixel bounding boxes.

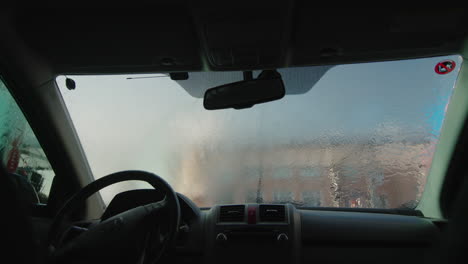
[219,205,245,222]
[259,205,286,222]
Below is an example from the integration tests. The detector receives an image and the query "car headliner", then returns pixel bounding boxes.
[3,6,468,75]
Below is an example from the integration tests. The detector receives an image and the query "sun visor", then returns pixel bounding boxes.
[176,65,334,98]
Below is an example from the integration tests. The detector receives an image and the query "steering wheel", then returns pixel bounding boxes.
[47,170,180,264]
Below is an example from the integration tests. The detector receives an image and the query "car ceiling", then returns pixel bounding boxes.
[7,5,468,75]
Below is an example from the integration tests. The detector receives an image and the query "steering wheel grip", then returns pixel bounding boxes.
[47,170,180,262]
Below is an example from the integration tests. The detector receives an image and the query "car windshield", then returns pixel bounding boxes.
[58,55,462,209]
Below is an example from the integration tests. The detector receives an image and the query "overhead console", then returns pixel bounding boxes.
[204,204,301,264]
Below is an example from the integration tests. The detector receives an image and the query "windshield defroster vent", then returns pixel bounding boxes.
[219,205,245,222]
[259,205,286,222]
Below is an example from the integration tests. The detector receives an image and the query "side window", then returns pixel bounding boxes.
[0,78,55,204]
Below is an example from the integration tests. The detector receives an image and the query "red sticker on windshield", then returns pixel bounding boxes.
[435,60,456,75]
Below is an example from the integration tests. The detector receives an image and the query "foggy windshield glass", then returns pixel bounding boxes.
[58,55,462,208]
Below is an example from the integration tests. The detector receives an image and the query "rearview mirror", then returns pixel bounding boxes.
[203,70,285,110]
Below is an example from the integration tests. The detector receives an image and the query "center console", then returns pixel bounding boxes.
[204,204,301,264]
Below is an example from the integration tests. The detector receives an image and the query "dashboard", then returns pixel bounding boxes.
[102,190,443,264]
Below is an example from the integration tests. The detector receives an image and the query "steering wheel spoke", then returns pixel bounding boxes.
[144,196,168,213]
